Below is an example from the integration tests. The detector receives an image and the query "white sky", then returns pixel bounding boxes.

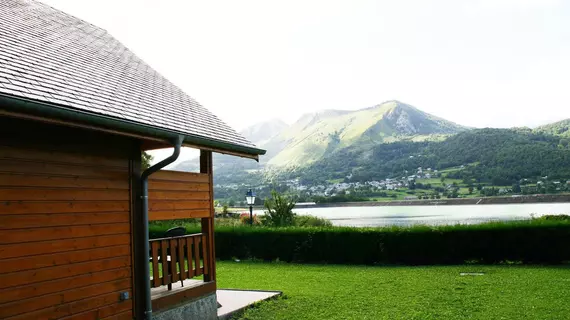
[42,0,570,134]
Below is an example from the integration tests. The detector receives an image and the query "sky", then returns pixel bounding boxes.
[42,0,570,133]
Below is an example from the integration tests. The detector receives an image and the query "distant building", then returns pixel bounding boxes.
[404,195,419,200]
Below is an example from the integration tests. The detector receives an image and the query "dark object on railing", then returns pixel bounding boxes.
[165,226,186,237]
[150,233,209,290]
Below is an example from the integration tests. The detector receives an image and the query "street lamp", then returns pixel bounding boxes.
[245,189,256,225]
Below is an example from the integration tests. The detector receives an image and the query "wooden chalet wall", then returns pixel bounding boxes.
[0,118,135,319]
[148,170,212,221]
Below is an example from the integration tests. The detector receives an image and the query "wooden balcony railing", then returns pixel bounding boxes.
[149,233,210,290]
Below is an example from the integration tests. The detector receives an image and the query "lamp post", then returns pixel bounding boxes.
[245,189,256,225]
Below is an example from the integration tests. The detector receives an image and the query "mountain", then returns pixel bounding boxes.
[535,119,570,138]
[291,128,570,186]
[170,101,570,203]
[264,100,467,167]
[173,119,283,175]
[239,119,289,146]
[174,100,469,184]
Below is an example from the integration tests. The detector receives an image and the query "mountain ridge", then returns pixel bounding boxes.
[259,100,466,167]
[174,102,570,187]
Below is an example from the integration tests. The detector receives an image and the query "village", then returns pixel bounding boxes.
[215,165,570,205]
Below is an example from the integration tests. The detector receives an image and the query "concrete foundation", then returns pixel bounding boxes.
[153,292,217,320]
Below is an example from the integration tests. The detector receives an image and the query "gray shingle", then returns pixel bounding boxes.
[0,0,259,152]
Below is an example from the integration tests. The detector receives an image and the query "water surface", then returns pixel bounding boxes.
[286,203,570,227]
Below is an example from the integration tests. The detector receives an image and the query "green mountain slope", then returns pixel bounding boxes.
[294,128,570,185]
[265,100,466,167]
[535,119,570,138]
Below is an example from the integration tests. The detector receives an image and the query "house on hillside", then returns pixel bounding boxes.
[0,1,265,319]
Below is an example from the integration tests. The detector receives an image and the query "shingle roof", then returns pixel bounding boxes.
[0,0,264,155]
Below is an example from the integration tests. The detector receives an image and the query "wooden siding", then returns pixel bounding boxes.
[148,170,212,221]
[0,117,134,320]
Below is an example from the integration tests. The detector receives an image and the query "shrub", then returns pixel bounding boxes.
[536,214,570,221]
[294,215,333,227]
[213,220,570,265]
[263,190,296,227]
[240,213,261,225]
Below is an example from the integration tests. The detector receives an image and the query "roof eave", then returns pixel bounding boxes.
[0,94,266,160]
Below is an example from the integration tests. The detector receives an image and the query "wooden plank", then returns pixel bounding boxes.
[0,278,131,318]
[0,201,130,215]
[0,267,131,304]
[59,300,132,320]
[0,234,131,259]
[0,120,132,159]
[151,281,216,312]
[0,256,131,289]
[148,180,210,192]
[96,305,133,320]
[5,290,132,320]
[0,245,130,274]
[148,190,209,201]
[99,310,133,320]
[0,144,128,168]
[149,209,210,221]
[0,159,129,180]
[170,239,179,283]
[151,241,161,288]
[149,171,209,183]
[0,173,129,189]
[160,240,168,286]
[194,236,202,277]
[0,212,130,229]
[0,188,130,201]
[186,237,194,279]
[202,235,209,277]
[148,200,210,211]
[178,237,187,282]
[0,223,130,244]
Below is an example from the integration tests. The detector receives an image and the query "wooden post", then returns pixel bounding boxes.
[200,150,216,283]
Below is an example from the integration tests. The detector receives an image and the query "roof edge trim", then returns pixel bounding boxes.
[0,94,266,159]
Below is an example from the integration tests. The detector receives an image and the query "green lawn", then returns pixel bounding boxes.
[217,261,570,320]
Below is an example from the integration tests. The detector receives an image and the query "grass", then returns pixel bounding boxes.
[217,261,570,320]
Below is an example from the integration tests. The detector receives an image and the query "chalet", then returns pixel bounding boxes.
[0,1,265,319]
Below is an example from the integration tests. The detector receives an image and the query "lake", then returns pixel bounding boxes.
[285,203,570,227]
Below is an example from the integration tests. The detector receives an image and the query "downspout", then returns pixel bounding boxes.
[140,135,183,320]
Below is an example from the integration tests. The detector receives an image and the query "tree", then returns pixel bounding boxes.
[440,176,446,184]
[142,152,153,170]
[263,190,296,227]
[512,183,521,193]
[468,186,474,194]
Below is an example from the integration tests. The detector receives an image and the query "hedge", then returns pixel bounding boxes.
[150,220,570,265]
